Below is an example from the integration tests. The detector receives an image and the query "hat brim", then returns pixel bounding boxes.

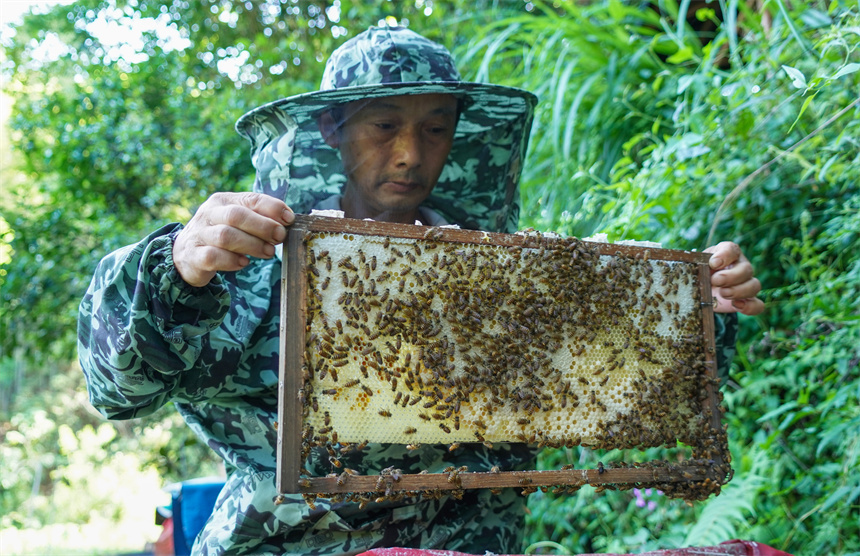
[235,81,536,139]
[235,81,536,234]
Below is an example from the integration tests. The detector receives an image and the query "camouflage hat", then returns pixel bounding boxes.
[235,26,536,233]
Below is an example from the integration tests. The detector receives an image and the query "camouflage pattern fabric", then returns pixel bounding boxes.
[235,26,537,234]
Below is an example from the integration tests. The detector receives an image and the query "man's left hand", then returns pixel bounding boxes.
[704,241,764,315]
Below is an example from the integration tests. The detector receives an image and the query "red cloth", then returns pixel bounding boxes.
[357,540,793,556]
[153,516,175,556]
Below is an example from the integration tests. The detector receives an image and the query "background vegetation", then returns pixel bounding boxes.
[1,0,857,554]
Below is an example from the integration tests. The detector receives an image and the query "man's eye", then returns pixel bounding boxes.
[374,122,395,130]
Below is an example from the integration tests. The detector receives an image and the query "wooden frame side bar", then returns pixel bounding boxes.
[278,228,309,494]
[698,260,726,470]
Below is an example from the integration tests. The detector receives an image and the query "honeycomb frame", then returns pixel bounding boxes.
[277,215,729,501]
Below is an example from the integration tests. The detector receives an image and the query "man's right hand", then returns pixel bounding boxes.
[173,192,295,287]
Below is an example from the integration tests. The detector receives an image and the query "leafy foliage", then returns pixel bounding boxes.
[462,1,859,553]
[1,0,858,554]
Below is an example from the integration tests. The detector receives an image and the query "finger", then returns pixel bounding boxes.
[200,223,278,260]
[710,258,754,288]
[208,203,288,245]
[731,297,765,316]
[716,277,761,301]
[704,241,742,270]
[212,192,294,227]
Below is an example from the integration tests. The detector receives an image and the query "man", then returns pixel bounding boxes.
[78,26,763,555]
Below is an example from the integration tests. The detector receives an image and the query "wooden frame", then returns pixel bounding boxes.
[278,215,727,497]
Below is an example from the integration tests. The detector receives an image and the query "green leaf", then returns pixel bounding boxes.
[788,92,818,134]
[756,401,799,423]
[667,46,694,64]
[607,0,625,22]
[832,62,860,80]
[819,486,854,512]
[782,65,808,89]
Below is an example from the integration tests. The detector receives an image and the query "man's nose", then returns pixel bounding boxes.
[391,128,422,168]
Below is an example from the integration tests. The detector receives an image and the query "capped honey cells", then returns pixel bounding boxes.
[285,218,730,504]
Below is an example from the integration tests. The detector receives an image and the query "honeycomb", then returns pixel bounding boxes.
[298,226,720,462]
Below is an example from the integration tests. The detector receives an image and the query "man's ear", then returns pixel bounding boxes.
[318,111,340,149]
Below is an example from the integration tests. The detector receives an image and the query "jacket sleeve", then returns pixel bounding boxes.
[77,223,232,420]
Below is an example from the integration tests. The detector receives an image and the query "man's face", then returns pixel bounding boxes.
[329,94,458,223]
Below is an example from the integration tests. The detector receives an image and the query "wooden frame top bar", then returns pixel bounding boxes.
[287,214,711,264]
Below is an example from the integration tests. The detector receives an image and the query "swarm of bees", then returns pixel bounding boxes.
[288,220,730,505]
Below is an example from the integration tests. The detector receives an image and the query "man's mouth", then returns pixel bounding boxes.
[382,180,422,193]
